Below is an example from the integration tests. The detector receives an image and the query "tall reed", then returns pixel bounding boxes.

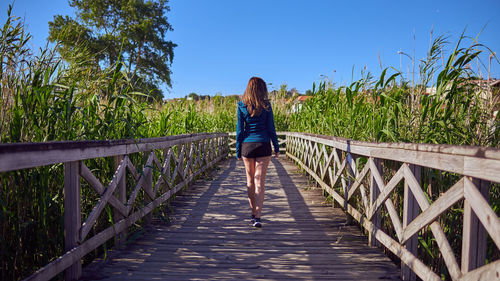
[1,3,499,279]
[0,5,242,279]
[287,33,499,280]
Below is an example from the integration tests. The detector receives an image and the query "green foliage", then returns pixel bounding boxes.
[289,37,498,147]
[1,4,499,280]
[48,0,176,100]
[286,34,500,280]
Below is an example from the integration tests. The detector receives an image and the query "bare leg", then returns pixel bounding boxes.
[254,156,271,218]
[242,157,256,216]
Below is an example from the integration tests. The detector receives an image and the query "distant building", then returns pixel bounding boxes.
[424,79,500,100]
[291,96,313,113]
[468,79,500,101]
[488,79,500,112]
[425,87,437,95]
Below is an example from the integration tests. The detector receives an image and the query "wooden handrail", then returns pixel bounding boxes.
[283,132,500,281]
[284,132,500,182]
[0,133,226,173]
[6,131,500,280]
[0,133,229,281]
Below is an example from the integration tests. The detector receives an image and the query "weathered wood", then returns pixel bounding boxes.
[332,157,348,191]
[8,131,500,280]
[347,161,370,200]
[284,133,500,280]
[80,157,127,241]
[402,164,420,281]
[366,164,404,237]
[25,146,227,281]
[6,132,500,180]
[367,219,441,281]
[114,155,127,245]
[80,163,127,217]
[126,156,140,182]
[64,161,82,281]
[384,196,404,242]
[143,152,156,201]
[176,143,185,181]
[458,259,500,281]
[126,154,155,214]
[80,158,400,281]
[319,145,332,181]
[462,178,490,274]
[152,153,166,195]
[403,164,462,280]
[0,133,227,173]
[369,158,382,247]
[144,152,154,224]
[464,177,500,249]
[344,142,354,224]
[341,191,440,281]
[184,142,194,177]
[401,178,464,244]
[286,152,345,207]
[162,148,173,188]
[20,134,228,281]
[285,132,500,158]
[282,133,500,182]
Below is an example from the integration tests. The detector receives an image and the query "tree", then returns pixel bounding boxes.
[187,92,199,100]
[48,0,176,100]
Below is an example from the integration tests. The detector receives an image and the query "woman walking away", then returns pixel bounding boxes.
[236,77,280,228]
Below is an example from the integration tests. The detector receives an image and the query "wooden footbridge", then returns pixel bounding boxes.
[1,132,499,280]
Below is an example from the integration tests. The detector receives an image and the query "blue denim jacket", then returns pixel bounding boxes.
[236,101,279,158]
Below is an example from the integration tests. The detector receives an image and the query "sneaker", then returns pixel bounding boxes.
[253,218,262,228]
[250,215,256,224]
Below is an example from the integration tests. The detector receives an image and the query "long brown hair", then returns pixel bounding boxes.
[242,77,269,117]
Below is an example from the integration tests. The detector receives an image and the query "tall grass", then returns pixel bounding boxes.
[0,6,242,280]
[1,4,499,280]
[287,33,499,279]
[289,34,498,146]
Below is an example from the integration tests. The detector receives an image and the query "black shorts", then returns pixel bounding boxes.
[241,142,272,158]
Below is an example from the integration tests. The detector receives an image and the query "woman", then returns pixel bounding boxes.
[236,77,279,228]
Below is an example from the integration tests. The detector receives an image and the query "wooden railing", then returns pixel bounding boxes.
[0,133,228,281]
[6,131,499,280]
[284,132,500,281]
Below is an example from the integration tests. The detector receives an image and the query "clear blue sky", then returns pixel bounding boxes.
[2,0,499,98]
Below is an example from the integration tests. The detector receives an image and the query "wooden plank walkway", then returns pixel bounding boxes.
[81,157,401,280]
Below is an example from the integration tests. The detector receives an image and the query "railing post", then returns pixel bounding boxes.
[344,141,353,224]
[402,164,421,280]
[334,148,345,210]
[196,141,202,172]
[285,135,289,155]
[185,141,193,178]
[369,158,382,247]
[200,140,207,167]
[214,137,218,159]
[219,136,224,157]
[64,161,82,281]
[222,136,227,156]
[144,152,153,224]
[114,155,127,245]
[461,178,489,274]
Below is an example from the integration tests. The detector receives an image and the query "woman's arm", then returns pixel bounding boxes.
[235,104,244,158]
[267,105,279,155]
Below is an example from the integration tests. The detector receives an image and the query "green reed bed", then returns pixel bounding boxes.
[0,7,242,279]
[1,4,499,279]
[287,35,499,279]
